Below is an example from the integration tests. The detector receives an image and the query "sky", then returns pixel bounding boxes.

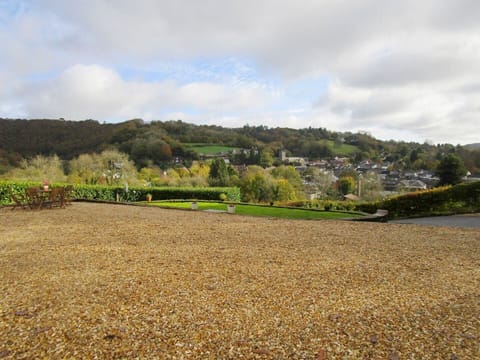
[1,0,479,145]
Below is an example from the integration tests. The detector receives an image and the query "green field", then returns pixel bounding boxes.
[145,201,363,220]
[186,141,357,157]
[186,143,239,155]
[324,140,358,156]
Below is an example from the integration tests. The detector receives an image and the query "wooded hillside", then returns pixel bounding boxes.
[1,118,479,175]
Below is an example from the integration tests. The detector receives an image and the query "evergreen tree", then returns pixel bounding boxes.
[208,159,230,186]
[436,154,467,185]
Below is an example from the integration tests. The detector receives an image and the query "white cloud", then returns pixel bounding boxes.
[0,0,479,144]
[14,64,271,121]
[315,80,480,144]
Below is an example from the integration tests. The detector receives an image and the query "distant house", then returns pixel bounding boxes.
[399,180,427,191]
[280,151,307,166]
[305,191,321,200]
[382,172,401,191]
[331,157,350,169]
[356,160,378,173]
[464,175,480,182]
[343,193,360,201]
[308,159,329,168]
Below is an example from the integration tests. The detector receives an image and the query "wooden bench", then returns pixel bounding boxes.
[42,187,66,209]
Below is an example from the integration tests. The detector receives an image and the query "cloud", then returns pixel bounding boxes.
[0,0,479,144]
[315,80,480,144]
[9,1,480,79]
[14,64,271,121]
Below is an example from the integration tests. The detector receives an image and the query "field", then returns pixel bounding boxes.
[184,141,357,157]
[1,203,479,358]
[185,143,239,155]
[324,140,358,156]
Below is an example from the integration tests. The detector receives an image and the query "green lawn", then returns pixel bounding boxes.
[144,201,363,220]
[185,143,239,155]
[323,140,359,156]
[186,141,357,157]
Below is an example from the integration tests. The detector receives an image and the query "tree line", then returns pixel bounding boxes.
[0,151,311,203]
[1,118,479,177]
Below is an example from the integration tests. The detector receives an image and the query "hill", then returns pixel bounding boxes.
[1,118,479,174]
[465,143,480,150]
[0,118,362,167]
[0,118,116,159]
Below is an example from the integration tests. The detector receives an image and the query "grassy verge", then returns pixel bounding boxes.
[144,201,364,220]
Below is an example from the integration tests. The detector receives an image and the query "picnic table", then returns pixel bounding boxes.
[10,186,73,210]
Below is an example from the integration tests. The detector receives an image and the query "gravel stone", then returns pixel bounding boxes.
[1,202,479,358]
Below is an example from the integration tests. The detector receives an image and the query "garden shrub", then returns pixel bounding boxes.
[0,181,241,204]
[355,181,480,219]
[284,199,357,211]
[281,181,480,219]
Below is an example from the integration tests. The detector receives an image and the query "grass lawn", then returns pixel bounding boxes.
[145,201,363,220]
[323,139,359,156]
[185,143,239,155]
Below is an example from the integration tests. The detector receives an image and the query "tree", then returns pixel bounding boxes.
[359,171,383,201]
[190,161,210,178]
[302,167,335,199]
[259,149,274,168]
[436,154,467,185]
[271,165,303,190]
[68,149,138,185]
[138,166,163,186]
[130,137,172,167]
[239,166,275,203]
[338,176,355,195]
[274,179,297,202]
[0,148,22,175]
[208,159,230,186]
[4,154,66,182]
[271,165,304,200]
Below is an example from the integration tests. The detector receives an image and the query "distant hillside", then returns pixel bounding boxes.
[0,118,117,159]
[1,118,479,175]
[0,118,350,161]
[465,143,480,150]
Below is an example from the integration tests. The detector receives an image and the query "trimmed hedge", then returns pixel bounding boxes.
[2,179,477,219]
[0,181,241,205]
[282,199,358,212]
[355,181,480,219]
[0,181,40,204]
[282,181,480,219]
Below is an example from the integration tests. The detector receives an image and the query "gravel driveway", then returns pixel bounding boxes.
[389,213,480,228]
[1,203,479,358]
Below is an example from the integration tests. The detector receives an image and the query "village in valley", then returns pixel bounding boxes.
[192,144,479,202]
[1,118,478,204]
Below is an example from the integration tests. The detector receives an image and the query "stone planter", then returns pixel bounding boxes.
[227,204,236,214]
[191,202,198,210]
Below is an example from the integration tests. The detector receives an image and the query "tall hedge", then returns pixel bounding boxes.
[355,181,480,218]
[282,181,480,219]
[0,181,241,205]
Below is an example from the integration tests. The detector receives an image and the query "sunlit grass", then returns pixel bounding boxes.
[145,201,363,220]
[323,139,358,155]
[185,143,239,155]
